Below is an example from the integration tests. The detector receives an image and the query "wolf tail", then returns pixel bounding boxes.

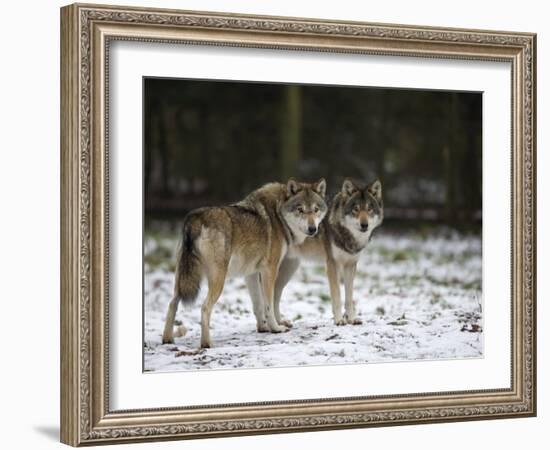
[174,215,202,305]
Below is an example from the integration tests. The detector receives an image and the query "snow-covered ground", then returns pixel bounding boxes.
[143,227,482,373]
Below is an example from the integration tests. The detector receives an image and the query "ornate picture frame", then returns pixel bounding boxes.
[60,3,536,446]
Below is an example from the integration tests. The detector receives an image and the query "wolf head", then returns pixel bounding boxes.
[281,178,328,239]
[335,179,383,237]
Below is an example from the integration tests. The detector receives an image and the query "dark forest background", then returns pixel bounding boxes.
[144,78,482,227]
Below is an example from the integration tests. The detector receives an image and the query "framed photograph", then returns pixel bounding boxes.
[60,3,536,446]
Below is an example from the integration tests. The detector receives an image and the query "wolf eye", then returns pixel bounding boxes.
[367,205,374,213]
[297,206,305,213]
[352,205,360,213]
[313,206,319,213]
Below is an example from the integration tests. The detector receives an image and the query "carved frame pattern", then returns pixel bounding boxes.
[60,3,536,446]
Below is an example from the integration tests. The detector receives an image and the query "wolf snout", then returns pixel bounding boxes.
[307,225,318,236]
[360,222,369,232]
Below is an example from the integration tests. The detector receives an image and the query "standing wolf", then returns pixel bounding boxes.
[249,179,383,327]
[162,179,328,348]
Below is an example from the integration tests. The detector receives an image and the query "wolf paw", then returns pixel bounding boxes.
[334,318,346,326]
[257,323,270,333]
[174,325,188,337]
[200,340,211,349]
[162,334,174,345]
[344,314,362,325]
[278,319,293,328]
[270,324,289,333]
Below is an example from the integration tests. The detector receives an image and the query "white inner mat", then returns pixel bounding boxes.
[109,41,511,411]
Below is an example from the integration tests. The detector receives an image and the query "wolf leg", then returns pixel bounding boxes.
[327,258,345,325]
[261,266,288,333]
[200,270,226,348]
[274,258,300,327]
[246,273,269,332]
[343,262,362,325]
[162,296,180,344]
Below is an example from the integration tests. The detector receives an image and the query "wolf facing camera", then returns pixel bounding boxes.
[162,179,328,348]
[249,178,383,328]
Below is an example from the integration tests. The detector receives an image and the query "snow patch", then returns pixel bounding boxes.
[143,229,483,372]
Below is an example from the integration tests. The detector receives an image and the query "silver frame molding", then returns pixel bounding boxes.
[60,3,536,446]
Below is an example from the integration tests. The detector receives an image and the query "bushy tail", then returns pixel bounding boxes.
[174,218,202,304]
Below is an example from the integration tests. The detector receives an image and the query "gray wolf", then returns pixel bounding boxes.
[162,179,328,348]
[249,179,383,327]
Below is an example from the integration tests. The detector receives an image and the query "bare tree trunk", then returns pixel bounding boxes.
[444,93,460,222]
[280,85,302,180]
[158,106,169,197]
[443,144,454,221]
[377,89,390,182]
[144,101,154,197]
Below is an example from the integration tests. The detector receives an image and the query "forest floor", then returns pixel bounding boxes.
[143,226,483,373]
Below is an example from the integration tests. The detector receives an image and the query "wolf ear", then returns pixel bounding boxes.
[368,179,382,201]
[342,179,357,197]
[286,178,300,196]
[314,178,327,197]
